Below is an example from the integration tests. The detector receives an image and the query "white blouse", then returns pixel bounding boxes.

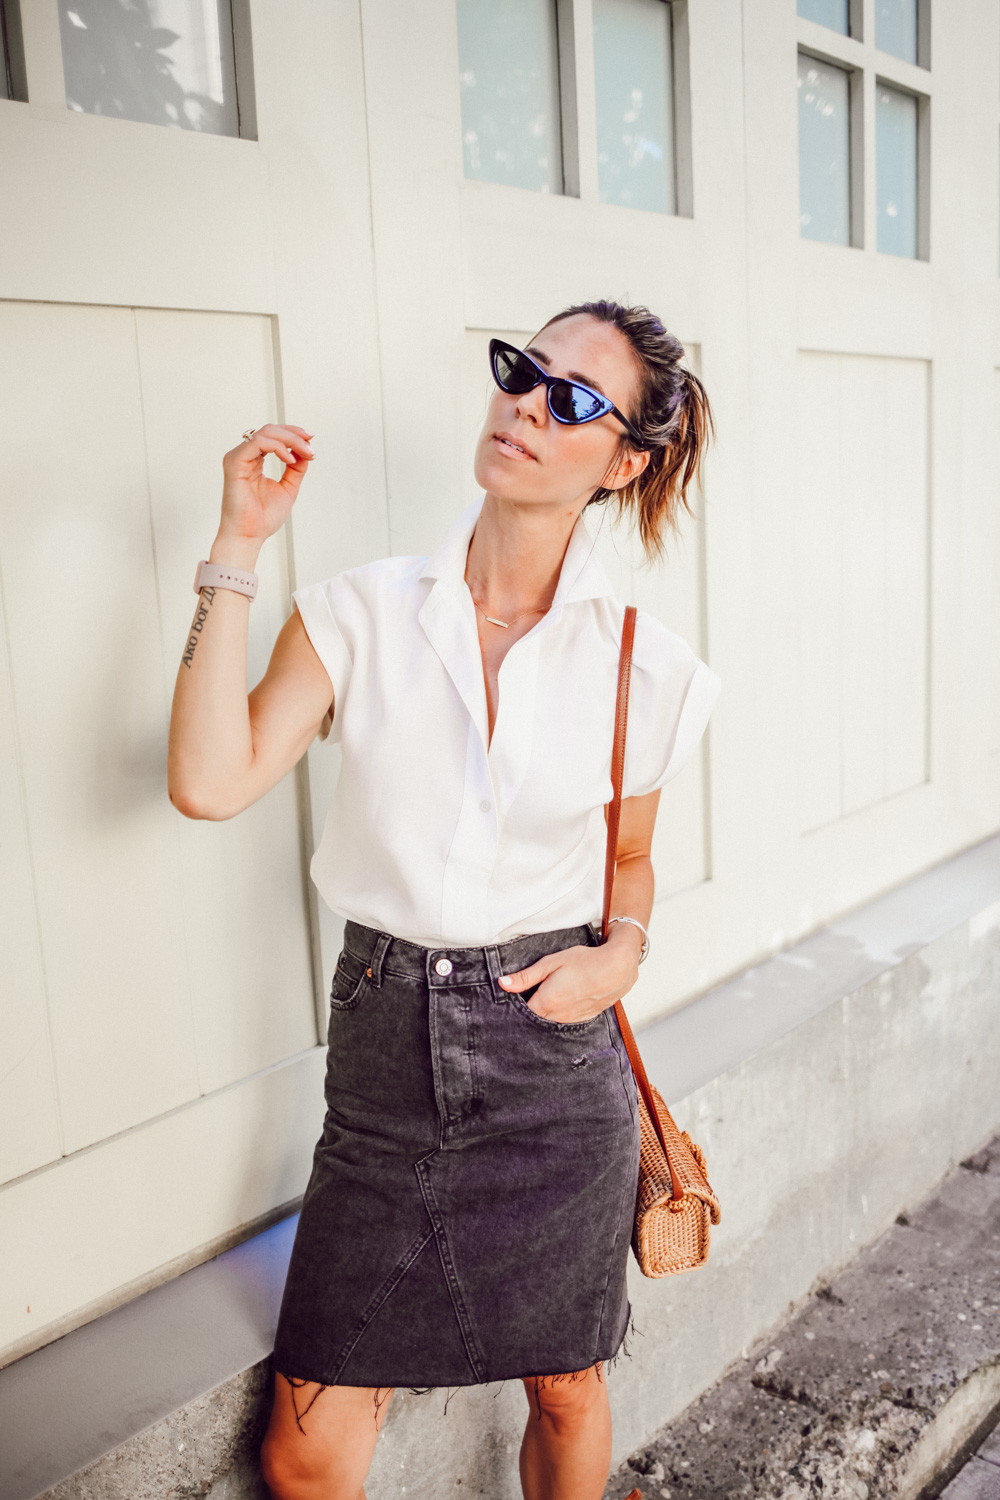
[292,495,721,949]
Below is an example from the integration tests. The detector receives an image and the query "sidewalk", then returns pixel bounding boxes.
[605,1133,1000,1500]
[938,1417,1000,1499]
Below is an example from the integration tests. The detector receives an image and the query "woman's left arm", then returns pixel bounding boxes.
[497,789,661,1023]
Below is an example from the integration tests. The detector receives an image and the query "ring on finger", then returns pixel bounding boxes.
[242,427,258,441]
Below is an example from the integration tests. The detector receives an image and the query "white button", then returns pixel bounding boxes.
[434,957,453,976]
[479,799,491,814]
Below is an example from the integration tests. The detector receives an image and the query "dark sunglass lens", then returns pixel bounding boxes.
[550,381,603,423]
[493,345,538,394]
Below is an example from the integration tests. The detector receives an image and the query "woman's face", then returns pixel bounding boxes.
[472,313,648,509]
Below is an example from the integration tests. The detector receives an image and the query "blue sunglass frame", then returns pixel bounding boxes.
[488,338,647,450]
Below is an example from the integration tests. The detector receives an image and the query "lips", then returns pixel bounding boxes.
[493,431,536,461]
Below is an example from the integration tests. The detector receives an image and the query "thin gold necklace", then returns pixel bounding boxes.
[471,596,549,630]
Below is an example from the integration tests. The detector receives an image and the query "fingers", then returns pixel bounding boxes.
[498,954,561,992]
[230,423,316,469]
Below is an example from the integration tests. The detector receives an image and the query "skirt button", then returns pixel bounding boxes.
[434,957,453,976]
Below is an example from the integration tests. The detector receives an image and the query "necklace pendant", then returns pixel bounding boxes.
[484,614,510,628]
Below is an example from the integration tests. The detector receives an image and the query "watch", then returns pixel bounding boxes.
[193,560,259,599]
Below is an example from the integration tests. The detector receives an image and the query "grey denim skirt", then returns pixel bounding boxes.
[271,918,641,1389]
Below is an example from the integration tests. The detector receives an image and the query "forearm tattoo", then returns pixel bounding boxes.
[181,586,216,669]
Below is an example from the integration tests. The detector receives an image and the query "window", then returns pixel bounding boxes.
[57,0,257,138]
[593,0,676,214]
[876,83,918,257]
[457,0,563,193]
[797,2,929,257]
[798,55,852,246]
[875,0,917,64]
[797,0,849,36]
[0,0,27,102]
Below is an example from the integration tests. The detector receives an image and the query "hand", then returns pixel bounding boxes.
[498,923,644,1024]
[217,423,316,554]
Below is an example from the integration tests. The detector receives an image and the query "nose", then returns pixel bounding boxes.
[514,380,548,426]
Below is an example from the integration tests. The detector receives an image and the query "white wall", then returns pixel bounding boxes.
[1,0,998,1365]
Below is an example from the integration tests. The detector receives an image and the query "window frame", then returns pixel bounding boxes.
[796,1,931,260]
[460,0,692,217]
[0,0,28,103]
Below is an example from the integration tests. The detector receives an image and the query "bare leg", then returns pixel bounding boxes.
[519,1363,612,1500]
[261,1372,394,1500]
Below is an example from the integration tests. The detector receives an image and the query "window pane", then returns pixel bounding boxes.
[59,0,240,137]
[798,55,851,246]
[876,84,917,257]
[875,0,918,63]
[593,0,675,214]
[797,0,849,35]
[457,0,563,194]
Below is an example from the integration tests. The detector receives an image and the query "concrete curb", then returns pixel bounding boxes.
[605,1139,1000,1500]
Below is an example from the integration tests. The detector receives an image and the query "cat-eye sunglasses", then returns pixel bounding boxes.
[488,338,647,449]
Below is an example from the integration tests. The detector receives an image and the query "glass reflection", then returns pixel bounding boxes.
[875,0,918,64]
[798,54,851,245]
[876,84,917,257]
[457,0,563,194]
[797,0,850,35]
[59,0,240,136]
[593,0,675,214]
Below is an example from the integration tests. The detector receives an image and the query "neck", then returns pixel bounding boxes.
[464,492,584,615]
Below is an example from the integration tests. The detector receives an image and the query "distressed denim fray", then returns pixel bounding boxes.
[272,919,641,1389]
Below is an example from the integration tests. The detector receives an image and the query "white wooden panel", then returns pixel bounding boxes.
[881,360,929,792]
[795,350,929,832]
[840,357,889,815]
[0,301,200,1153]
[793,353,844,831]
[360,0,469,555]
[0,1047,326,1365]
[0,591,62,1184]
[134,309,317,1092]
[988,372,1000,757]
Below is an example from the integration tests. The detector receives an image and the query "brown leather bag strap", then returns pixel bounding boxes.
[601,604,636,941]
[603,605,682,1200]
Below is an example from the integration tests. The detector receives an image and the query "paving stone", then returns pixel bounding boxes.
[604,1132,1000,1500]
[979,1421,1000,1469]
[940,1457,1000,1500]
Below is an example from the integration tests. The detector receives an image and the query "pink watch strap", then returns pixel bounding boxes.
[193,560,259,599]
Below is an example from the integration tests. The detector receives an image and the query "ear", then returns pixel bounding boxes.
[601,444,651,493]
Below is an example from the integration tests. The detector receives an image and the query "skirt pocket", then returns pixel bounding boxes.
[508,985,607,1035]
[329,947,371,1011]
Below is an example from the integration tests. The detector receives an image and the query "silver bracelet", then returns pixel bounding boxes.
[607,915,650,963]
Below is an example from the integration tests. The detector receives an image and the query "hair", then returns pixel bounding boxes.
[540,299,715,560]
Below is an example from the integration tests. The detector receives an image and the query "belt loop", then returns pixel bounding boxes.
[484,944,505,1001]
[586,921,602,948]
[368,932,392,987]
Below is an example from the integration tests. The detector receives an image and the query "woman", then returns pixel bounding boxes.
[168,300,721,1500]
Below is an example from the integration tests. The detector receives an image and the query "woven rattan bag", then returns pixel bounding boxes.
[602,606,722,1277]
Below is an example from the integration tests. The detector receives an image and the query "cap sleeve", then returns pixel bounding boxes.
[622,610,721,799]
[291,577,354,744]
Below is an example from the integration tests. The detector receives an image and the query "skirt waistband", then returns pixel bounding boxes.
[341,919,601,991]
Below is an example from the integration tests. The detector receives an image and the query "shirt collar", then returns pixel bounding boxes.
[418,494,618,609]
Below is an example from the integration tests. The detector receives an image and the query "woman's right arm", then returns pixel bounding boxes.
[167,423,334,822]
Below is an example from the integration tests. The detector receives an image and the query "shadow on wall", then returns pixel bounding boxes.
[58,0,236,136]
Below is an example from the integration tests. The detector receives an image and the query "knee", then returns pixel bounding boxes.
[260,1428,317,1497]
[525,1366,607,1435]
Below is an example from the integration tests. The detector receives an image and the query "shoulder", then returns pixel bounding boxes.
[293,552,430,619]
[630,606,720,701]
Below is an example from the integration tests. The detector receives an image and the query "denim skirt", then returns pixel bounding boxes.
[271,918,641,1389]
